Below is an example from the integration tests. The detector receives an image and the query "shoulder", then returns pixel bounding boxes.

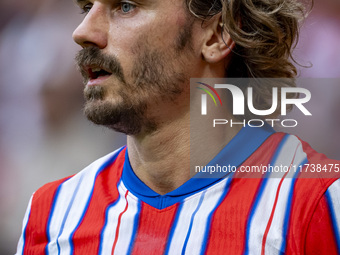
[262,132,339,223]
[18,147,126,253]
[270,133,340,252]
[260,132,340,253]
[267,132,340,178]
[31,146,126,206]
[269,132,340,206]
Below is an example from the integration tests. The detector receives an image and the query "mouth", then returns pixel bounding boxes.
[88,66,112,80]
[83,66,113,86]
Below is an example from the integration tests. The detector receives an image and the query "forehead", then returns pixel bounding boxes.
[74,0,186,5]
[73,0,190,22]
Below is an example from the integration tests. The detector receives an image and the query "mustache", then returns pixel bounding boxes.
[75,46,126,84]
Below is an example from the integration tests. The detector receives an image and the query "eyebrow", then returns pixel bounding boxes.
[74,0,87,5]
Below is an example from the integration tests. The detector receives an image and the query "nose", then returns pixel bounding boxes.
[72,3,108,49]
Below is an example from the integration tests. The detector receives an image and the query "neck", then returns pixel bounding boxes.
[127,110,190,195]
[127,93,240,195]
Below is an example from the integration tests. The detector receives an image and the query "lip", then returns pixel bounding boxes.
[87,75,111,86]
[83,65,112,86]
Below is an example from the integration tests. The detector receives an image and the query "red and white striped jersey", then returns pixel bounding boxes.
[16,125,340,254]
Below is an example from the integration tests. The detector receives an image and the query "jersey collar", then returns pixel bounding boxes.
[122,124,275,209]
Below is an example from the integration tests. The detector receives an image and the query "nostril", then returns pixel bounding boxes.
[72,27,108,49]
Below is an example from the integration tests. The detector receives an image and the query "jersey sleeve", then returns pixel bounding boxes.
[305,179,340,254]
[15,195,33,255]
[15,176,71,255]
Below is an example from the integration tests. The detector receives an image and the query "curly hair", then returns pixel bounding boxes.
[186,0,310,118]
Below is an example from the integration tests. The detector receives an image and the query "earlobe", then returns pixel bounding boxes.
[201,16,235,64]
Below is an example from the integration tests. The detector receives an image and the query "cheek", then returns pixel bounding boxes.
[104,8,192,72]
[113,15,187,51]
[153,13,190,46]
[105,16,156,72]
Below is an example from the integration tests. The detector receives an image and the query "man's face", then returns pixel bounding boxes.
[73,0,201,135]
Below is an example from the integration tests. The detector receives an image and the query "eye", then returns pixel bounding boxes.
[81,3,93,14]
[120,2,136,13]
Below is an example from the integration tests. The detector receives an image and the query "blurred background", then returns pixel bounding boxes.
[0,0,339,253]
[0,0,125,253]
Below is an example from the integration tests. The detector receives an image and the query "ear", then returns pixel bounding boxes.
[201,14,235,64]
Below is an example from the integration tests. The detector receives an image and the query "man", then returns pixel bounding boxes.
[16,0,340,254]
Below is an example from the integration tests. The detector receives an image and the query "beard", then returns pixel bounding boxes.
[76,21,194,135]
[82,85,151,135]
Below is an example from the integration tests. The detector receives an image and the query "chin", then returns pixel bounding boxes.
[84,99,157,135]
